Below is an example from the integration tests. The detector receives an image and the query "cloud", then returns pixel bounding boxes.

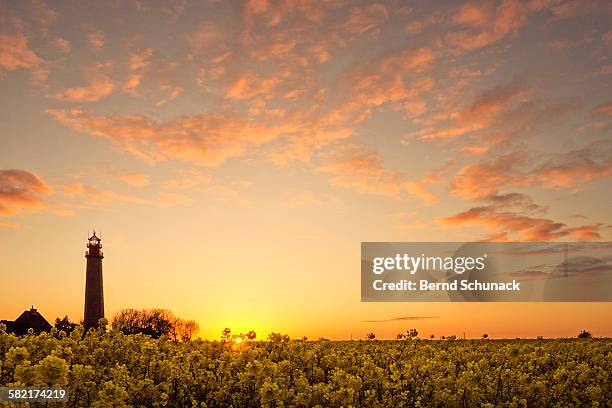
[317,144,438,204]
[311,47,435,135]
[0,169,52,216]
[413,82,531,140]
[123,74,143,96]
[226,72,283,100]
[30,0,57,26]
[439,205,597,241]
[451,152,526,199]
[439,192,604,241]
[51,64,115,102]
[447,0,536,50]
[452,1,495,28]
[252,40,297,61]
[60,182,197,210]
[403,180,439,205]
[123,48,154,96]
[88,30,105,50]
[550,0,611,20]
[451,139,612,199]
[245,0,270,15]
[0,34,41,73]
[129,48,154,71]
[593,101,612,116]
[243,0,338,29]
[318,144,404,198]
[532,141,612,187]
[362,316,438,323]
[342,3,389,38]
[110,171,149,187]
[61,183,147,207]
[188,22,220,52]
[51,75,114,102]
[46,108,297,166]
[0,220,20,229]
[50,37,71,53]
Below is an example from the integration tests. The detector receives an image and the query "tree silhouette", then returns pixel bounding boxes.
[221,327,232,342]
[577,330,592,339]
[112,309,198,340]
[54,316,77,334]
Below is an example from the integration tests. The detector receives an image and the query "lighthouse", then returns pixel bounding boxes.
[84,232,104,331]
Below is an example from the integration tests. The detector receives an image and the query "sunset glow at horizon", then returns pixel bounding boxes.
[0,0,611,340]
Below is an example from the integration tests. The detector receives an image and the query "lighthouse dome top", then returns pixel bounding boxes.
[86,231,103,257]
[87,231,102,249]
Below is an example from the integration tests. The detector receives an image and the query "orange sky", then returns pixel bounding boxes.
[0,0,611,339]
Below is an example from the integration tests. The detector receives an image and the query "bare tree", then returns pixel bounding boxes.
[112,309,198,340]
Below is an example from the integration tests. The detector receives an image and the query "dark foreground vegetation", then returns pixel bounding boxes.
[0,324,610,407]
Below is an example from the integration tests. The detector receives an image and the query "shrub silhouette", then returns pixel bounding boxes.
[112,308,198,340]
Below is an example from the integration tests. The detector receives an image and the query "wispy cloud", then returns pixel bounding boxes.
[46,108,294,166]
[88,30,105,50]
[110,171,149,188]
[0,169,52,216]
[439,192,604,241]
[0,34,41,73]
[61,183,147,207]
[51,64,115,102]
[0,220,20,229]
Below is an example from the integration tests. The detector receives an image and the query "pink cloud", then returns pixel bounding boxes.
[593,101,612,116]
[452,1,495,28]
[451,139,612,199]
[0,169,52,216]
[46,108,298,166]
[317,144,438,204]
[439,193,603,241]
[110,171,149,188]
[550,0,611,20]
[0,34,41,73]
[226,73,283,100]
[30,0,57,26]
[188,22,220,52]
[0,220,19,229]
[62,183,147,207]
[123,48,154,96]
[51,75,115,102]
[342,3,389,38]
[88,30,105,50]
[414,82,531,140]
[51,64,115,102]
[447,0,537,50]
[246,0,270,15]
[451,152,526,199]
[51,37,71,53]
[318,144,404,198]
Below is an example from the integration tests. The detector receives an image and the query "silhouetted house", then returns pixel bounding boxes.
[1,306,52,335]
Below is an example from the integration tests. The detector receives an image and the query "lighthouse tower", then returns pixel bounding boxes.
[84,231,104,331]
